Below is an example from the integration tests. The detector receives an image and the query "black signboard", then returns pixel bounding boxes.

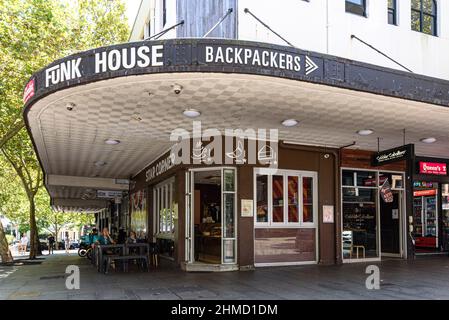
[371,144,414,167]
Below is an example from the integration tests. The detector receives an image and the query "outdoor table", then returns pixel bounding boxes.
[96,244,125,273]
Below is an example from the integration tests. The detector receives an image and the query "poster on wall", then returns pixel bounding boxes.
[323,205,334,223]
[380,179,393,203]
[130,190,147,239]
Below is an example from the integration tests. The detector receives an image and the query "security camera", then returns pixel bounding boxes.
[66,102,76,111]
[172,84,183,95]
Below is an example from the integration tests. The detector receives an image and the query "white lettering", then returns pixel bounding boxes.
[152,45,164,66]
[108,49,121,71]
[123,47,136,69]
[294,56,301,71]
[205,46,214,63]
[95,52,107,73]
[137,46,151,67]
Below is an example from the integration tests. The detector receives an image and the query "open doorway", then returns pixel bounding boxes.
[380,190,402,257]
[185,168,237,266]
[193,170,222,263]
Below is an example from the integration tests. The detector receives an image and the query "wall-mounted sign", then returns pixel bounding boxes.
[419,162,447,176]
[23,79,35,103]
[241,199,254,217]
[392,209,399,220]
[413,181,435,188]
[97,190,123,199]
[145,153,175,182]
[323,205,334,223]
[372,144,413,167]
[413,189,437,197]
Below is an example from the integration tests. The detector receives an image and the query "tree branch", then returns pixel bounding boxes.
[0,120,24,150]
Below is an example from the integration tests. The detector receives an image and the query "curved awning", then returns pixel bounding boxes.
[22,38,449,211]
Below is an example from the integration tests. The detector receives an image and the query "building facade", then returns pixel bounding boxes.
[22,0,449,272]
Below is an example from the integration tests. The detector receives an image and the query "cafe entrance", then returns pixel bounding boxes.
[185,168,237,268]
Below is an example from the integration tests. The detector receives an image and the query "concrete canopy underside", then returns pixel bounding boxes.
[25,72,449,211]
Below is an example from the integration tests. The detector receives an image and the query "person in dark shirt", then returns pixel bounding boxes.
[47,235,55,254]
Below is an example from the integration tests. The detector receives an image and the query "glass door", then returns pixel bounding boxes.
[185,171,193,263]
[424,195,438,248]
[441,184,449,251]
[222,168,237,264]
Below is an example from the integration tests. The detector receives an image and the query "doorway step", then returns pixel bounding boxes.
[181,262,239,272]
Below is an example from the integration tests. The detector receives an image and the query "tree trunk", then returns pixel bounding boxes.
[0,221,13,263]
[29,197,38,259]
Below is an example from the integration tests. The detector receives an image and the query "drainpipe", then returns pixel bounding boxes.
[279,142,341,264]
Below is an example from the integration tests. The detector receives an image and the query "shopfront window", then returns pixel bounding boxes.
[255,169,317,227]
[272,175,284,223]
[256,174,268,223]
[154,178,175,234]
[342,169,405,260]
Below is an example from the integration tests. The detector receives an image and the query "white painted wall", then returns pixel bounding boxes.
[238,0,449,79]
[130,0,449,79]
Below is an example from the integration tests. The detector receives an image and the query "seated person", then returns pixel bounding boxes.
[88,228,100,248]
[126,231,138,244]
[96,228,116,245]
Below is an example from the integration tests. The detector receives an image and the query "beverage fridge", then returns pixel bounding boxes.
[413,191,438,249]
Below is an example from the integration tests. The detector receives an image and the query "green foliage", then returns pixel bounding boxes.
[5,234,14,245]
[0,0,129,237]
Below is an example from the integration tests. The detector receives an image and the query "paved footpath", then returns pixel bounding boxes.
[1,253,449,300]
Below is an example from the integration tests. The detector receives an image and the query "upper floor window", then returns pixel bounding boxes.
[388,0,397,25]
[162,0,167,27]
[346,0,367,17]
[411,0,437,36]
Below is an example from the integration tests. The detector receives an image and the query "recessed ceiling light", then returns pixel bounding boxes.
[183,109,201,118]
[420,137,436,144]
[94,161,107,167]
[281,119,299,127]
[105,139,120,145]
[357,129,374,136]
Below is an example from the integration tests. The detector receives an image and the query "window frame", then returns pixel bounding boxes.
[153,177,175,236]
[388,0,398,25]
[345,0,367,17]
[411,0,437,36]
[254,168,318,228]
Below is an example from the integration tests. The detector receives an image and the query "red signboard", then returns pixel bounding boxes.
[413,189,437,197]
[23,79,35,104]
[419,162,447,175]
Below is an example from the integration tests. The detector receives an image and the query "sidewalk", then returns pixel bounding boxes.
[1,253,449,300]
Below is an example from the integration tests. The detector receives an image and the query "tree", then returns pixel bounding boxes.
[0,0,129,260]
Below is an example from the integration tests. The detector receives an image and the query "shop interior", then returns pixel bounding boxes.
[193,170,222,264]
[413,181,449,253]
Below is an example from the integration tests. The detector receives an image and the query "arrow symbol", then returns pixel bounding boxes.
[305,56,318,75]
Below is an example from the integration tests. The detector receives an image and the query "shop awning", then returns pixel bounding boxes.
[22,38,449,212]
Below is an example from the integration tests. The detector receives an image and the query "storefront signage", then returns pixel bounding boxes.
[145,153,175,182]
[97,190,123,199]
[371,144,413,166]
[23,79,35,103]
[413,189,437,197]
[419,161,447,175]
[323,205,334,223]
[414,181,434,188]
[44,45,164,88]
[241,199,254,217]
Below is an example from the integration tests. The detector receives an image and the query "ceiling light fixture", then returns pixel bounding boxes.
[94,161,107,167]
[420,137,437,144]
[357,129,374,136]
[183,109,201,118]
[104,139,120,145]
[281,119,299,127]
